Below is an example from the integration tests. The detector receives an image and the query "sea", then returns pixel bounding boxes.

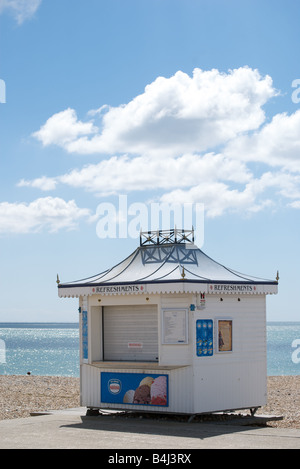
[0,322,299,377]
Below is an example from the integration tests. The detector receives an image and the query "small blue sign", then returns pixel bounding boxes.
[196,319,213,357]
[101,372,169,406]
[82,311,88,360]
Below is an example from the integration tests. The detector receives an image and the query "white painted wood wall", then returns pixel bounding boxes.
[79,291,267,413]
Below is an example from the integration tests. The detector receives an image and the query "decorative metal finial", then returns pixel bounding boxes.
[56,274,60,285]
[181,266,186,279]
[140,229,194,246]
[276,270,280,282]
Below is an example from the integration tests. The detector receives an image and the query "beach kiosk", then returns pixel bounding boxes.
[58,229,278,415]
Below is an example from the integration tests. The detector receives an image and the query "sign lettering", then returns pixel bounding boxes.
[209,284,255,292]
[91,284,144,294]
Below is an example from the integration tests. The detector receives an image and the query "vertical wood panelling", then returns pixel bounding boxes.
[81,364,194,413]
[80,292,268,414]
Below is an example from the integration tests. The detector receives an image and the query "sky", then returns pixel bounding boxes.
[0,0,300,322]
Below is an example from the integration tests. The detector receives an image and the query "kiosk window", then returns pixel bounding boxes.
[103,305,158,362]
[218,320,233,352]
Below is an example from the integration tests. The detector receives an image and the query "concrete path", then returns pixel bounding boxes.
[0,408,299,450]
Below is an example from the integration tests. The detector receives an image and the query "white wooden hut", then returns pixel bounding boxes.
[58,229,278,415]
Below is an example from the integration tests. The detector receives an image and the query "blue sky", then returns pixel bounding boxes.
[0,0,300,322]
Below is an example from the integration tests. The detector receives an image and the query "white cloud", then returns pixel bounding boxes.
[32,108,98,147]
[18,176,58,191]
[289,200,300,209]
[0,197,91,234]
[32,67,275,156]
[0,0,42,24]
[225,109,300,172]
[248,171,300,200]
[159,179,273,218]
[27,66,300,218]
[159,170,300,217]
[19,152,251,196]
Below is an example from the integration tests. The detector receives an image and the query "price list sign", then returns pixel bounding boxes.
[196,319,213,357]
[162,309,188,344]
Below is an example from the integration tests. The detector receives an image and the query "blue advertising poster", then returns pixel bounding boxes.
[196,319,213,356]
[82,311,88,360]
[101,372,169,406]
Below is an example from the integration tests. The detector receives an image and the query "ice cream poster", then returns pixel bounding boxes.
[101,372,169,406]
[196,319,213,357]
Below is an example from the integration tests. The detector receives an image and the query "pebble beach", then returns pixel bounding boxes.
[0,375,299,428]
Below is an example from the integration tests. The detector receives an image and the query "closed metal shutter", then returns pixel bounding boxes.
[103,305,158,362]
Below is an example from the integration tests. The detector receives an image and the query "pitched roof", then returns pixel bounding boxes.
[58,230,278,297]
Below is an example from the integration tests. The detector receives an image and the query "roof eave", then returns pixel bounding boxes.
[58,280,278,298]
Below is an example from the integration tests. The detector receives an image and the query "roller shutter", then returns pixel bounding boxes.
[103,305,158,362]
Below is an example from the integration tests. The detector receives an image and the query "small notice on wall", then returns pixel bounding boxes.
[162,309,188,344]
[128,342,143,349]
[218,320,233,352]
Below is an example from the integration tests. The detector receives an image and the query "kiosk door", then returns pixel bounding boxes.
[103,305,158,362]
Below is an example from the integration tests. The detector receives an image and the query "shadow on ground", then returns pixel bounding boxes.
[60,410,274,441]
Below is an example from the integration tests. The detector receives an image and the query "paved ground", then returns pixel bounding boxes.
[0,408,299,450]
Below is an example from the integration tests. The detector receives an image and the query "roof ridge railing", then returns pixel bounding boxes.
[140,228,194,246]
